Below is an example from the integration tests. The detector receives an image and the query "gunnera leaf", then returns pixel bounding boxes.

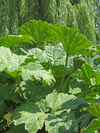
[44,43,66,66]
[21,62,55,85]
[11,91,87,133]
[22,80,53,102]
[0,46,27,72]
[21,47,47,63]
[0,35,33,49]
[51,25,92,56]
[19,20,55,45]
[11,102,47,133]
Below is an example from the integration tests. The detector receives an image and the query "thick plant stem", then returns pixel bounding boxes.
[60,70,75,93]
[18,83,26,103]
[59,53,68,92]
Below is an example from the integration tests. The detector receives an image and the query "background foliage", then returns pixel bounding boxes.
[0,0,99,46]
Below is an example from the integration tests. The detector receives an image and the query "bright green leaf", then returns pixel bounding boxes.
[51,25,92,56]
[19,20,55,45]
[0,35,33,48]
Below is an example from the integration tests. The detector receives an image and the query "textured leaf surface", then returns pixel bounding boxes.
[11,102,47,133]
[51,25,92,56]
[44,43,66,66]
[21,62,55,85]
[11,91,87,133]
[22,80,53,102]
[82,118,100,133]
[0,35,32,48]
[19,20,55,45]
[45,91,87,113]
[0,46,27,72]
[21,47,47,63]
[0,101,7,117]
[45,114,78,133]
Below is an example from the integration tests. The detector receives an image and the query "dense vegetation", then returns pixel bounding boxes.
[0,20,100,133]
[0,0,98,46]
[1,0,100,133]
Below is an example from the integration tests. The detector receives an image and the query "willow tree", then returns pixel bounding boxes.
[0,0,98,45]
[67,0,96,44]
[95,0,100,44]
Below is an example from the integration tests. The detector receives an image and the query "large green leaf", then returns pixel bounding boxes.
[11,102,47,133]
[45,114,78,133]
[0,35,32,48]
[0,46,27,72]
[44,91,87,114]
[22,80,53,102]
[11,91,87,133]
[51,25,92,56]
[44,43,66,66]
[81,118,100,133]
[19,20,55,45]
[20,47,47,63]
[21,62,55,85]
